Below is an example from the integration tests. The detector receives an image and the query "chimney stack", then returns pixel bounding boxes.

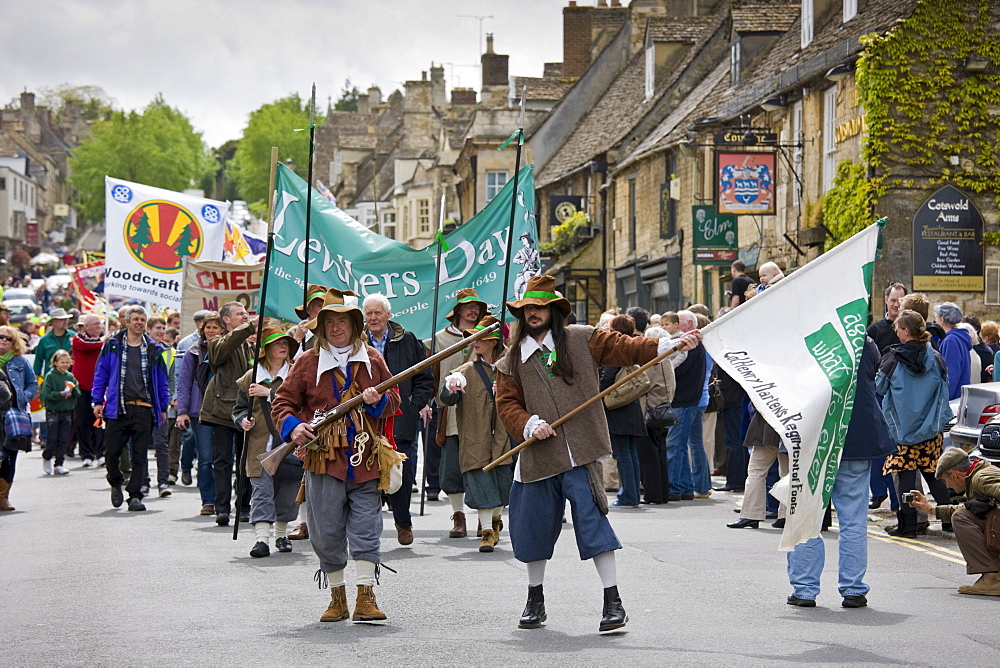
[481,33,509,88]
[451,88,477,106]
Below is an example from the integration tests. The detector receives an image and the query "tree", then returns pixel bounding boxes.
[38,84,115,121]
[68,95,215,222]
[173,220,197,257]
[227,94,321,205]
[132,211,153,251]
[334,79,360,112]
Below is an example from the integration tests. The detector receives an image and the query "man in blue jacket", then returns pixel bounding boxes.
[785,337,897,609]
[92,305,170,512]
[935,302,971,400]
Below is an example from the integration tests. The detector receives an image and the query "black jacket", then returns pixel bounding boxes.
[600,365,646,437]
[369,321,434,442]
[842,337,896,461]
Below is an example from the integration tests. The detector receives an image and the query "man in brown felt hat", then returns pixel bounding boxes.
[425,287,489,538]
[290,283,329,357]
[496,275,701,633]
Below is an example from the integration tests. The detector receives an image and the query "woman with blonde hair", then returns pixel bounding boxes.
[0,324,38,510]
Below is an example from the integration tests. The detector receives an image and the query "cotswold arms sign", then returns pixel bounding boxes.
[912,185,983,291]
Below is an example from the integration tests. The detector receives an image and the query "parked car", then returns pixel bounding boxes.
[948,382,1000,450]
[975,411,1000,465]
[3,287,35,301]
[2,299,39,326]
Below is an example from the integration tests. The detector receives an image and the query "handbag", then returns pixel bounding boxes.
[645,402,678,430]
[986,507,1000,555]
[706,376,725,413]
[604,365,652,410]
[4,407,32,440]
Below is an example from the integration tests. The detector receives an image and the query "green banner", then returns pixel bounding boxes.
[265,164,539,337]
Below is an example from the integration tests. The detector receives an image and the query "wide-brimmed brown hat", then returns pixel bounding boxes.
[306,287,363,335]
[295,283,329,320]
[462,314,503,340]
[445,287,489,324]
[257,324,299,359]
[506,275,571,317]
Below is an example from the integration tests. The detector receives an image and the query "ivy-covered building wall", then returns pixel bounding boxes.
[852,0,1000,317]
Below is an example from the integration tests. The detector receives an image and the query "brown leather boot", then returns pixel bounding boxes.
[958,572,1000,596]
[320,585,350,622]
[353,585,387,621]
[479,528,498,552]
[492,516,503,543]
[288,522,309,540]
[449,511,467,538]
[0,480,13,512]
[395,523,413,546]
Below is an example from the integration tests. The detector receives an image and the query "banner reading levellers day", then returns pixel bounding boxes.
[105,177,229,309]
[265,163,539,335]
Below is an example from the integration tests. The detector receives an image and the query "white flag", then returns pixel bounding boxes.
[703,223,881,549]
[105,177,229,309]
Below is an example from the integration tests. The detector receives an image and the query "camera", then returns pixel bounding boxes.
[903,492,916,504]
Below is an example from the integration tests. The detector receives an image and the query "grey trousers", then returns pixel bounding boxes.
[952,506,1000,575]
[249,462,300,524]
[305,472,382,573]
[741,445,788,521]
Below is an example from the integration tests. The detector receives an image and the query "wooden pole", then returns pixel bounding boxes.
[483,341,688,472]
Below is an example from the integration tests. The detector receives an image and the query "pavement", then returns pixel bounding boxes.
[3,446,1000,666]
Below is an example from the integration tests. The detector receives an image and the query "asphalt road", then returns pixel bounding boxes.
[2,447,999,666]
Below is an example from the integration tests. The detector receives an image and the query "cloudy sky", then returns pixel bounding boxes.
[1,0,566,147]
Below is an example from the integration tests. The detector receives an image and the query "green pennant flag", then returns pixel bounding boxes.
[434,228,450,252]
[265,163,539,336]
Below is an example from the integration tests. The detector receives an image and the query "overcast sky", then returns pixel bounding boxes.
[0,0,566,148]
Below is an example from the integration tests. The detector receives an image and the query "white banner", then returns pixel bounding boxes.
[702,223,880,548]
[181,259,264,328]
[104,177,229,309]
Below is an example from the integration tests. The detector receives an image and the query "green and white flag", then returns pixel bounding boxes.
[702,222,881,549]
[265,163,539,336]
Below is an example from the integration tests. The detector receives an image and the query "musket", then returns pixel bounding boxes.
[258,320,501,476]
[482,338,691,472]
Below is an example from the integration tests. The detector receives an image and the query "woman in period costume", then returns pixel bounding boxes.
[439,315,514,552]
[233,325,300,559]
[271,288,400,623]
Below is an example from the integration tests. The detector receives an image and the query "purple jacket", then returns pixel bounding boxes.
[91,332,170,427]
[175,343,205,419]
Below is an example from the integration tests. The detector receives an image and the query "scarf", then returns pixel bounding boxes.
[0,351,15,370]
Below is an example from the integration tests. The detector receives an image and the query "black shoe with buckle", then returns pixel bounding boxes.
[275,536,292,553]
[599,585,628,632]
[518,585,546,629]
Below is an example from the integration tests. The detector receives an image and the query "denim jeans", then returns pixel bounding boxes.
[786,459,871,600]
[610,433,641,506]
[722,405,748,490]
[180,425,196,471]
[193,420,216,505]
[665,405,710,495]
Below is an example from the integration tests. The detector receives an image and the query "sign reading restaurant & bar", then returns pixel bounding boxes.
[912,185,983,291]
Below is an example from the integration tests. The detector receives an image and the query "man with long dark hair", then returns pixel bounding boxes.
[496,276,700,633]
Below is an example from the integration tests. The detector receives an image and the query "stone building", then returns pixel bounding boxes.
[0,91,87,257]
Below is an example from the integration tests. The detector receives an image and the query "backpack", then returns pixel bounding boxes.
[194,344,214,395]
[603,365,651,410]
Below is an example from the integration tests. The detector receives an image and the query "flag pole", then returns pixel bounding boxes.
[420,192,448,517]
[498,85,527,342]
[301,84,317,307]
[233,146,280,541]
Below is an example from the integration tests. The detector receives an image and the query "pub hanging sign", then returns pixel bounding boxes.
[912,185,983,291]
[716,151,776,216]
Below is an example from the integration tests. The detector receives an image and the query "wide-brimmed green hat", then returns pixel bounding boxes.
[306,287,363,335]
[462,315,503,340]
[257,324,299,359]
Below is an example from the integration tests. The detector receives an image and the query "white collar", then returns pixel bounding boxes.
[520,330,556,363]
[256,361,290,383]
[316,343,371,384]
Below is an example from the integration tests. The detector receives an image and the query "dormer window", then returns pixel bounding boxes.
[730,40,742,86]
[802,0,814,47]
[843,0,857,21]
[645,45,655,99]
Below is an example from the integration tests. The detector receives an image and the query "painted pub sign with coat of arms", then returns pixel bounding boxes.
[716,152,776,216]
